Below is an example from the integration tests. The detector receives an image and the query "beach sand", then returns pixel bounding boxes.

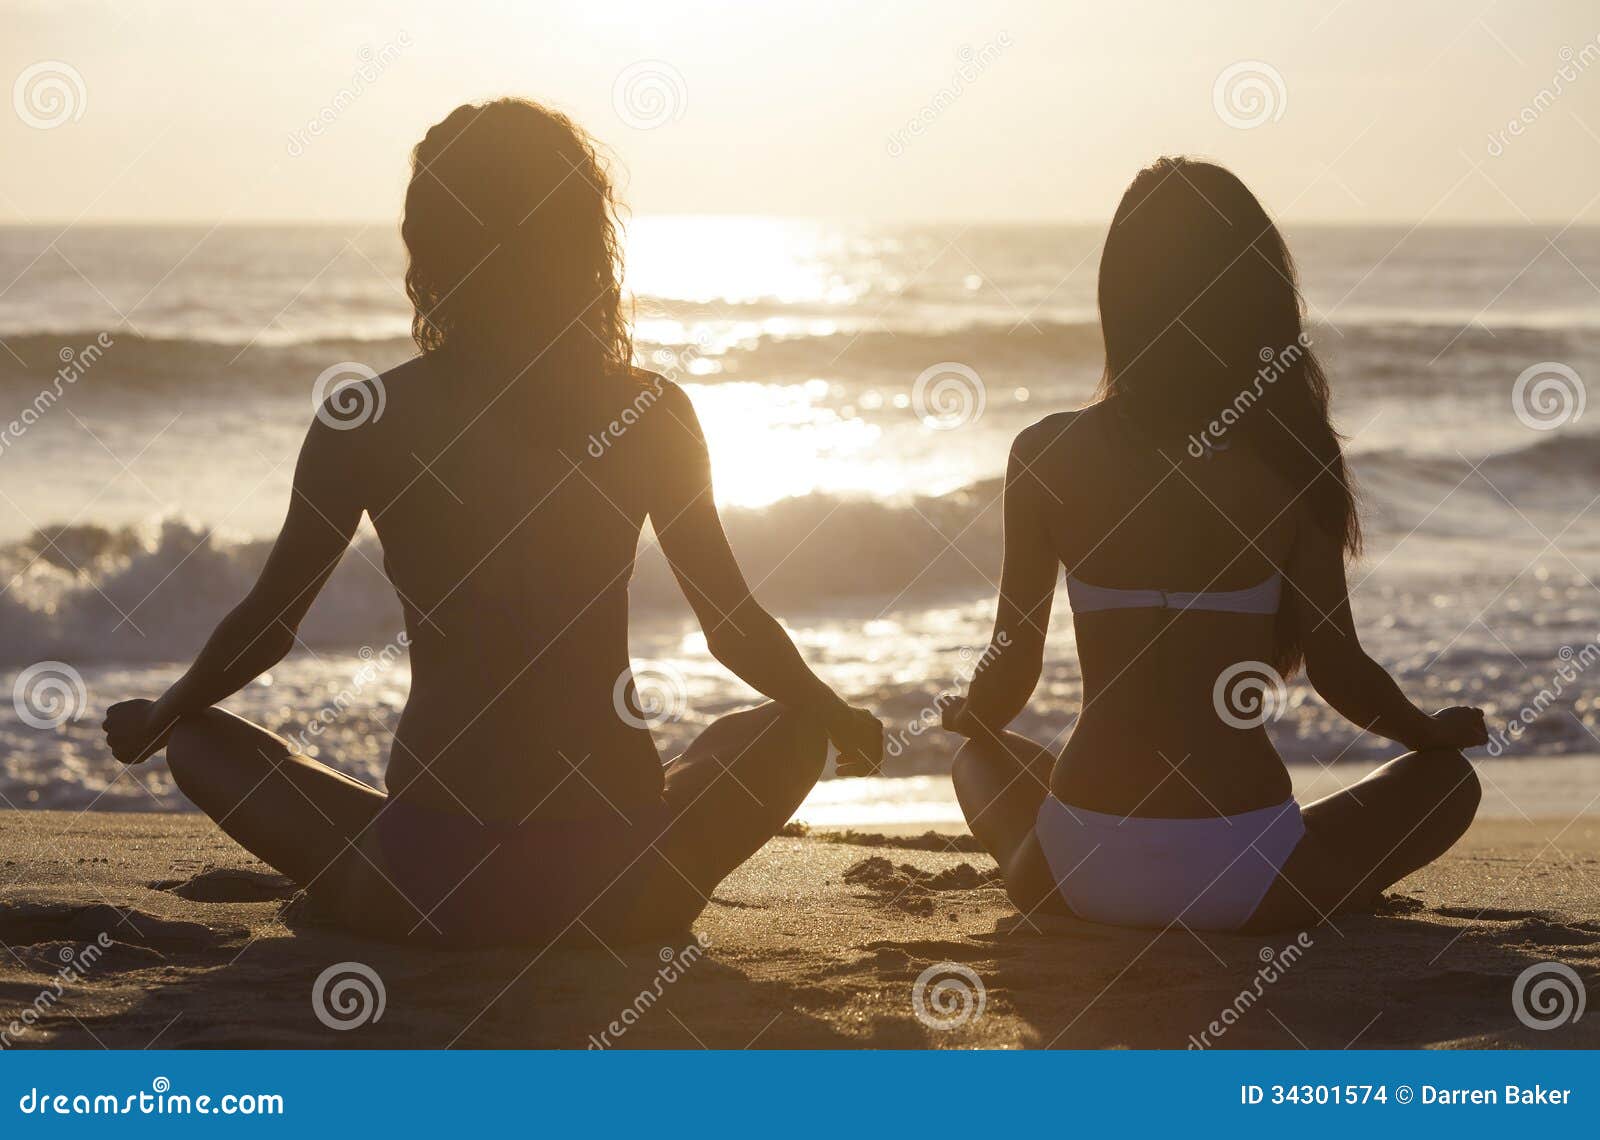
[1,810,1597,1049]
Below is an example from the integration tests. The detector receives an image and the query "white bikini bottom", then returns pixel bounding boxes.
[1034,794,1306,930]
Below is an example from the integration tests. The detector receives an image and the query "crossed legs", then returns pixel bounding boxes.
[163,702,827,943]
[951,731,1481,931]
[1245,747,1481,930]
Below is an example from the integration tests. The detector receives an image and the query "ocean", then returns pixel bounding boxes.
[2,219,1598,814]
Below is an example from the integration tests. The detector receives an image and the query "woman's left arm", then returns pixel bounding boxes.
[104,415,367,764]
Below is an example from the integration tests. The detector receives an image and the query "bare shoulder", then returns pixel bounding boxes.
[580,369,703,474]
[633,368,690,409]
[584,367,678,414]
[298,360,424,472]
[308,355,429,439]
[1011,407,1094,467]
[623,369,699,438]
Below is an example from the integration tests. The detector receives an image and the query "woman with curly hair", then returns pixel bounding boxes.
[102,99,882,947]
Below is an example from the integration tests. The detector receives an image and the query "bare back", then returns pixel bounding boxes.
[1019,403,1299,816]
[339,357,684,821]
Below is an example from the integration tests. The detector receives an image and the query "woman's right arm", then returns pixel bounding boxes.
[1286,516,1486,751]
[943,424,1057,739]
[103,411,368,764]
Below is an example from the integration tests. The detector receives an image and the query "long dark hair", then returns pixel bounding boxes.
[402,98,631,375]
[1094,157,1359,675]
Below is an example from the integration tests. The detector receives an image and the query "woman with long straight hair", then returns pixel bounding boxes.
[101,99,883,946]
[943,157,1485,931]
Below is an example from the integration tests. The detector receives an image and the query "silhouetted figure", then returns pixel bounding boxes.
[104,99,883,946]
[943,158,1485,932]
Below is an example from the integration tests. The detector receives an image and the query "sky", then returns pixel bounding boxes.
[2,0,1599,225]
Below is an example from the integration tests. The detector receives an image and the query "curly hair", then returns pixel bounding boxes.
[401,98,631,374]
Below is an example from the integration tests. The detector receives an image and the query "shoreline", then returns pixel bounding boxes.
[794,754,1600,831]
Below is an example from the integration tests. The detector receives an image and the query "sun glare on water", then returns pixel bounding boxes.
[622,215,970,509]
[623,215,867,307]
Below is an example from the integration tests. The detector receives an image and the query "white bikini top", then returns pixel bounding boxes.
[1065,572,1282,616]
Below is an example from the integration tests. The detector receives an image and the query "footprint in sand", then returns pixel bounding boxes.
[1370,894,1428,915]
[842,855,1003,916]
[11,938,167,973]
[0,901,229,952]
[148,868,299,903]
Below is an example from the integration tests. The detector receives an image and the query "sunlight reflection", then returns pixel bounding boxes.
[684,379,886,507]
[624,215,866,306]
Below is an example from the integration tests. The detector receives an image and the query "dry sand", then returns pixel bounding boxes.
[0,810,1597,1049]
